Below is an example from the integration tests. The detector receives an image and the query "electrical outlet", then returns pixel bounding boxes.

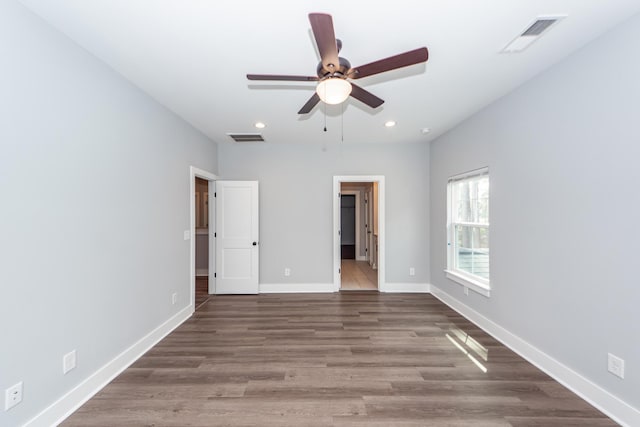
[183,230,190,240]
[608,353,625,379]
[284,268,291,277]
[409,267,415,276]
[63,350,77,374]
[5,382,23,411]
[172,293,178,305]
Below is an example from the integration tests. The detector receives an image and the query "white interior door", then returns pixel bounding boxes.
[367,189,374,266]
[364,191,370,262]
[215,181,259,294]
[208,180,216,294]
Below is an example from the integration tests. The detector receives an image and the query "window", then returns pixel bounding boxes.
[446,168,490,296]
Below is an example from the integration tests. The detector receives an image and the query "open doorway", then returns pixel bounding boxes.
[189,166,218,312]
[340,185,376,290]
[194,177,210,308]
[333,176,385,292]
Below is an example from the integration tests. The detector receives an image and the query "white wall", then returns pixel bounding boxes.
[0,2,217,426]
[219,142,429,286]
[430,11,640,420]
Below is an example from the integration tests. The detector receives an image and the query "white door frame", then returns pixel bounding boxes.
[340,190,360,262]
[190,166,219,310]
[333,176,385,292]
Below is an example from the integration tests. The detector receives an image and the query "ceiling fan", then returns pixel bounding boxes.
[247,13,429,114]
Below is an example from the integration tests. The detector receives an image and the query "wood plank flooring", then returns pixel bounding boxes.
[62,293,617,426]
[341,260,378,290]
[195,276,209,309]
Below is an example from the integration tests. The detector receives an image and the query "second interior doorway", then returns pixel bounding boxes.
[340,182,378,291]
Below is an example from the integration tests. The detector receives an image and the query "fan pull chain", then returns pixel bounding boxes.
[324,103,327,132]
[341,103,344,142]
[323,85,327,132]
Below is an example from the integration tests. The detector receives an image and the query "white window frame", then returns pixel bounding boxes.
[445,167,490,297]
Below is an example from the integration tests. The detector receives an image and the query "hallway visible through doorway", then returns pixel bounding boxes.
[340,194,356,259]
[339,180,379,291]
[340,260,377,290]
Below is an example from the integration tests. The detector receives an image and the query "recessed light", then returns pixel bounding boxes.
[384,120,396,128]
[254,122,266,129]
[421,128,430,134]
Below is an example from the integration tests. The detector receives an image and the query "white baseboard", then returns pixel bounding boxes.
[260,282,429,294]
[356,255,367,261]
[195,268,208,276]
[259,283,335,293]
[429,284,640,427]
[381,283,430,293]
[25,305,194,427]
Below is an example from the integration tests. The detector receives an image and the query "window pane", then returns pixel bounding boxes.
[453,176,489,224]
[455,225,489,280]
[477,177,489,224]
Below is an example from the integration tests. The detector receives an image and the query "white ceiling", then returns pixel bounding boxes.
[20,0,640,145]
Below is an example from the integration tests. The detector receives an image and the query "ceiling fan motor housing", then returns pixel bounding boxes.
[317,57,351,79]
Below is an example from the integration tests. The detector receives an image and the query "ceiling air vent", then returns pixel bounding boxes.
[502,15,566,53]
[521,19,557,36]
[227,133,265,142]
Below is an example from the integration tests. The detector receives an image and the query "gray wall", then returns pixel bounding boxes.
[430,12,640,410]
[0,2,217,426]
[219,142,429,285]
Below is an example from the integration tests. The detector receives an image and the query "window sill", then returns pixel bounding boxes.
[444,270,491,298]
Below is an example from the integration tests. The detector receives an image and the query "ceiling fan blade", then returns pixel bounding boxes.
[298,92,321,114]
[349,47,429,79]
[308,13,340,72]
[247,74,318,81]
[349,83,384,108]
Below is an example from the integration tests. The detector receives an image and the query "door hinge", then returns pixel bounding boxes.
[338,268,341,274]
[338,230,341,236]
[338,192,341,198]
[214,192,216,197]
[214,232,216,238]
[214,272,217,278]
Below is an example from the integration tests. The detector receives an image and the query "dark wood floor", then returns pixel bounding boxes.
[195,276,209,309]
[63,293,617,426]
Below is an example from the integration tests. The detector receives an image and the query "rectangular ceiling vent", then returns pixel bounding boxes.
[502,15,566,53]
[227,133,265,143]
[521,19,557,36]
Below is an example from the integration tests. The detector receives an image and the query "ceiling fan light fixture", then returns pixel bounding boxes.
[316,77,352,105]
